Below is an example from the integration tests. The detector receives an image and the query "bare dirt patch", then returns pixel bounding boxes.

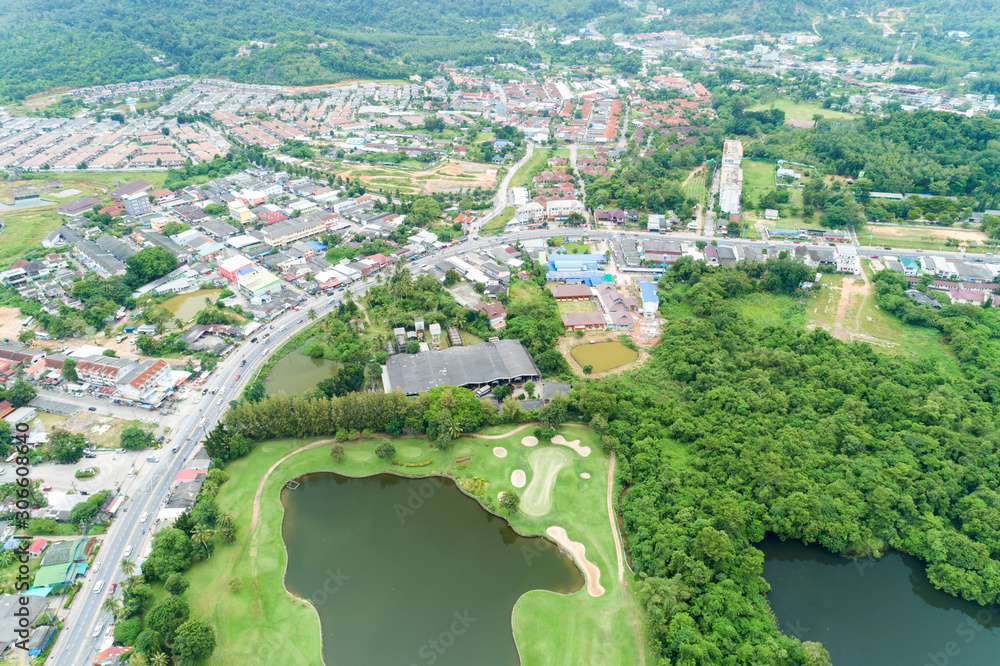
[874,225,988,242]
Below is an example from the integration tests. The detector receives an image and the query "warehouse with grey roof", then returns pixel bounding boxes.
[382,340,540,395]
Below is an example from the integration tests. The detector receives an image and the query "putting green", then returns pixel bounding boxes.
[521,447,572,516]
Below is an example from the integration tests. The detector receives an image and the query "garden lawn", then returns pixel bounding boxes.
[183,426,650,664]
[558,300,597,314]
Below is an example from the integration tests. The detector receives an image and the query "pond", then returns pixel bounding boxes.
[160,288,223,322]
[281,473,583,666]
[0,196,52,211]
[760,536,1000,665]
[570,341,638,373]
[264,347,342,395]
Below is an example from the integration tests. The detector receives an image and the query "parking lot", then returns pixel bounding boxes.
[3,449,155,496]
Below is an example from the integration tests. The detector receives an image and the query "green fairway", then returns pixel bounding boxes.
[749,98,855,121]
[182,425,650,664]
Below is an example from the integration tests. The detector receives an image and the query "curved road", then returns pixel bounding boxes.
[51,217,976,663]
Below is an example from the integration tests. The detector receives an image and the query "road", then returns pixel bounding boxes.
[469,141,535,237]
[51,187,983,663]
[50,281,372,665]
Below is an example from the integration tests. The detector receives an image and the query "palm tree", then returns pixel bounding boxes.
[218,513,238,544]
[307,308,317,320]
[448,419,462,441]
[150,653,170,666]
[101,596,122,619]
[191,525,215,559]
[0,549,15,568]
[119,558,135,578]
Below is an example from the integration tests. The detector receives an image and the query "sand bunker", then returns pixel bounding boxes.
[511,470,526,488]
[580,473,591,479]
[521,436,538,447]
[521,447,571,517]
[493,447,508,458]
[546,526,604,597]
[552,435,591,457]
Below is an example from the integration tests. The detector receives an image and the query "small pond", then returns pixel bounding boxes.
[570,341,638,373]
[160,288,223,321]
[264,347,342,395]
[281,473,583,665]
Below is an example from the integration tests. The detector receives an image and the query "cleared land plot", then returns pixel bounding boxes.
[336,160,498,195]
[749,98,856,121]
[865,225,991,254]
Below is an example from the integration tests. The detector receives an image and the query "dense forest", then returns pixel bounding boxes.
[0,0,603,100]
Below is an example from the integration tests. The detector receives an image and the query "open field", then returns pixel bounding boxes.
[749,98,856,121]
[481,207,514,235]
[510,147,554,189]
[337,159,498,195]
[0,172,167,268]
[805,264,959,373]
[558,300,597,314]
[863,225,992,253]
[181,426,650,664]
[681,167,709,205]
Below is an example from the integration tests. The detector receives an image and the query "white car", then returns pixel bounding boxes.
[93,622,103,638]
[93,581,104,595]
[124,545,133,558]
[139,512,148,523]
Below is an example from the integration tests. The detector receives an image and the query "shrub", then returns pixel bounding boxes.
[375,440,396,460]
[329,444,345,462]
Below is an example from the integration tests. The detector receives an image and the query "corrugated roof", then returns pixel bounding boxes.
[385,340,539,395]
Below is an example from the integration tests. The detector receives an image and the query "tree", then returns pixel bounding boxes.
[120,558,136,578]
[146,596,190,643]
[406,340,420,354]
[120,426,152,450]
[523,381,535,398]
[443,269,460,287]
[125,247,179,289]
[141,528,192,581]
[101,596,123,619]
[228,576,242,592]
[500,491,521,515]
[150,653,170,666]
[330,444,345,462]
[172,619,216,665]
[113,616,141,644]
[308,308,317,320]
[165,573,190,596]
[17,329,34,344]
[62,357,78,381]
[375,440,396,460]
[583,364,593,374]
[8,379,36,408]
[191,524,214,559]
[46,428,85,463]
[218,512,238,544]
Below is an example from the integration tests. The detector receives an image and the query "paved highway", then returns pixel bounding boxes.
[50,217,982,663]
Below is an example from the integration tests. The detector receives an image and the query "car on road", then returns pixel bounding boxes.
[84,453,96,459]
[139,512,148,523]
[93,562,100,573]
[124,545,133,558]
[110,583,117,593]
[217,398,223,405]
[94,581,103,595]
[202,388,208,395]
[250,337,258,343]
[240,360,246,366]
[88,407,97,411]
[236,375,240,380]
[93,622,103,638]
[146,457,158,463]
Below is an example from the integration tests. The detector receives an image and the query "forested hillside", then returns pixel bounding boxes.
[0,0,608,100]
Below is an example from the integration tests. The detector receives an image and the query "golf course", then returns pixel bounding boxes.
[179,425,651,664]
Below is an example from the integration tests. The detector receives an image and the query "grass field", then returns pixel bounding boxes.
[336,160,498,196]
[749,98,856,121]
[481,207,514,236]
[863,226,993,254]
[730,293,807,329]
[510,148,554,189]
[558,300,597,314]
[181,426,650,664]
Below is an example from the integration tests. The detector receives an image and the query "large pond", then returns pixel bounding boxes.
[281,473,583,666]
[264,348,342,395]
[570,341,638,373]
[761,536,1000,665]
[160,288,223,321]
